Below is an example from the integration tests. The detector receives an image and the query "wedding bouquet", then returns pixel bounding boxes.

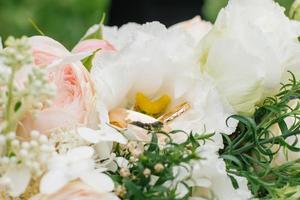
[1,0,300,199]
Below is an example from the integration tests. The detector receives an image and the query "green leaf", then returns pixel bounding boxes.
[81,13,106,41]
[81,49,99,71]
[14,101,22,112]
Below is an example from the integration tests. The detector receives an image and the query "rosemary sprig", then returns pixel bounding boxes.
[221,72,300,198]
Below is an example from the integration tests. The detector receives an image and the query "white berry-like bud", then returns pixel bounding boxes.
[120,168,131,177]
[1,157,9,164]
[33,102,43,110]
[7,132,16,140]
[39,135,48,144]
[40,144,49,152]
[154,163,164,173]
[11,139,20,147]
[30,130,40,139]
[30,140,38,147]
[143,168,151,177]
[31,161,40,171]
[22,142,30,149]
[19,149,28,157]
[0,135,6,144]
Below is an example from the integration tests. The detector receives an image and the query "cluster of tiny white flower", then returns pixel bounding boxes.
[0,131,54,197]
[0,36,56,135]
[0,36,32,70]
[24,68,56,115]
[0,36,57,197]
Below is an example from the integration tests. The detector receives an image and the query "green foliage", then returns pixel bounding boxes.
[0,0,111,49]
[221,72,300,199]
[111,128,213,200]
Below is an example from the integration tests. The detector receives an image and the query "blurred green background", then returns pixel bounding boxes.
[0,0,294,49]
[0,0,111,49]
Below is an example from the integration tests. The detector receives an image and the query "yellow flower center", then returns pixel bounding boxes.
[135,92,171,116]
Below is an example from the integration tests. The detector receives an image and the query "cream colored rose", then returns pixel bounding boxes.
[270,99,300,166]
[197,0,300,115]
[17,36,97,137]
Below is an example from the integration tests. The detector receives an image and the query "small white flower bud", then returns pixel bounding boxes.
[7,132,16,140]
[34,102,43,110]
[143,168,151,177]
[31,161,40,171]
[40,144,50,152]
[30,130,40,139]
[115,185,127,197]
[19,149,28,157]
[120,168,131,177]
[39,135,48,144]
[11,139,20,148]
[1,157,9,164]
[0,135,6,144]
[154,163,164,173]
[21,142,30,149]
[30,140,38,148]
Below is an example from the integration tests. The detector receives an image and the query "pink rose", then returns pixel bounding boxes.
[30,181,119,200]
[17,36,98,137]
[72,39,115,53]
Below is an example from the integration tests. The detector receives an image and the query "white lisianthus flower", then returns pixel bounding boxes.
[91,22,237,148]
[197,0,300,115]
[90,22,249,198]
[39,146,114,195]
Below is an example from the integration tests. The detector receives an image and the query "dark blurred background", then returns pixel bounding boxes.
[0,0,294,49]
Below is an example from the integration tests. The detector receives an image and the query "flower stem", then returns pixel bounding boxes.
[4,68,16,133]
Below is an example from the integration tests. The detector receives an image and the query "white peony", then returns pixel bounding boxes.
[197,0,300,115]
[91,22,237,148]
[170,16,212,44]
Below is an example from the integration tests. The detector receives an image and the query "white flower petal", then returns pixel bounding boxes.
[6,167,31,197]
[78,126,127,144]
[40,170,69,194]
[80,171,114,193]
[95,142,113,160]
[98,124,127,144]
[115,157,129,168]
[78,127,102,143]
[67,146,94,161]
